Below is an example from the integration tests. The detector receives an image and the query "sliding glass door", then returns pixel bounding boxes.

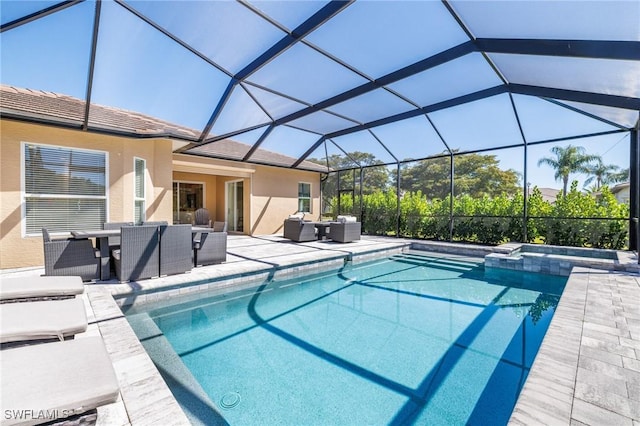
[226,180,243,232]
[173,182,204,224]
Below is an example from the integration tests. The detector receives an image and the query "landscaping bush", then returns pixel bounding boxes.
[324,182,629,248]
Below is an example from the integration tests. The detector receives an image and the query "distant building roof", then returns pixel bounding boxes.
[0,85,327,173]
[535,187,561,203]
[610,182,630,194]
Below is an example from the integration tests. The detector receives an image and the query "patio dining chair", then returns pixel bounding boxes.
[212,220,227,232]
[42,228,102,282]
[193,231,227,266]
[159,224,193,276]
[103,221,134,251]
[112,225,160,282]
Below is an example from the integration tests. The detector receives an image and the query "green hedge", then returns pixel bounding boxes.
[326,184,629,249]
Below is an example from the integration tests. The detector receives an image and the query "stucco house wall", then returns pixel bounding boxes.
[251,165,321,235]
[1,119,323,270]
[0,120,173,269]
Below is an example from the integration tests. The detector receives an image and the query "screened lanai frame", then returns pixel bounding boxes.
[1,0,639,251]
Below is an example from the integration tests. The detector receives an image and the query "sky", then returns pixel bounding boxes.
[1,0,636,191]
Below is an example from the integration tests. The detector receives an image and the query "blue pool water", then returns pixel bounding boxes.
[127,253,566,425]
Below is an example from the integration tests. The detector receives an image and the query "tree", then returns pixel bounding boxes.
[608,167,629,185]
[537,145,600,196]
[400,153,520,199]
[583,159,620,190]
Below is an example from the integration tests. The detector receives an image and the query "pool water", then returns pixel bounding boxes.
[127,253,566,425]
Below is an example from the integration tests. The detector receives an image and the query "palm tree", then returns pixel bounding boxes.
[583,160,620,190]
[537,145,600,196]
[608,167,629,184]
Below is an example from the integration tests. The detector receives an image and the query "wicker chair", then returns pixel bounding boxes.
[194,208,212,227]
[103,222,134,251]
[328,221,361,243]
[193,231,227,266]
[212,221,227,232]
[112,225,160,282]
[142,221,168,226]
[159,224,193,276]
[283,219,316,242]
[42,228,101,282]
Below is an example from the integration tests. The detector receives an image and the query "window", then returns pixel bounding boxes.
[23,143,107,235]
[298,182,311,213]
[134,157,146,224]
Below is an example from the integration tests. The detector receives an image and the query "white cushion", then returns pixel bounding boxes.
[1,337,120,426]
[1,297,87,343]
[0,276,84,301]
[336,215,357,223]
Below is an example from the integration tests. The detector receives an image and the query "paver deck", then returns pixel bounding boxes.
[2,235,638,425]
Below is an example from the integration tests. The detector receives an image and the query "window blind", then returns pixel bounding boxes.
[24,144,107,234]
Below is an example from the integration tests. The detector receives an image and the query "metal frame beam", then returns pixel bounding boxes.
[274,41,476,126]
[82,0,101,131]
[476,39,640,61]
[509,84,640,111]
[0,0,81,32]
[630,120,639,252]
[196,1,352,144]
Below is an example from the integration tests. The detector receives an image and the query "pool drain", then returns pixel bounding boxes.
[220,391,241,409]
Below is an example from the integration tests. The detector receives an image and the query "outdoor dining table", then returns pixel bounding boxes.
[71,226,215,280]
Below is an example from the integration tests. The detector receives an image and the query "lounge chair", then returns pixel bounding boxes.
[112,225,160,282]
[328,216,361,243]
[193,231,227,266]
[1,297,87,345]
[159,224,193,276]
[283,218,316,242]
[0,276,84,303]
[42,228,101,282]
[1,337,120,426]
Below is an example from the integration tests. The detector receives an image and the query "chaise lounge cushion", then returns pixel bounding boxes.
[0,276,84,302]
[1,297,87,344]
[1,337,120,426]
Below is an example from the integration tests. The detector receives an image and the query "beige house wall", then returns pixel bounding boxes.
[0,120,322,269]
[251,165,321,235]
[172,155,321,236]
[0,120,173,269]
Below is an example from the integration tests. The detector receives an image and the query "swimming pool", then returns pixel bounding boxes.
[126,252,566,425]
